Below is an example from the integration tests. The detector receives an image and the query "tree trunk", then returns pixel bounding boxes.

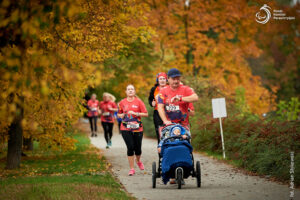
[23,137,33,151]
[6,100,24,169]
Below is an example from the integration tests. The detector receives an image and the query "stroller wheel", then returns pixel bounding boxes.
[176,167,183,189]
[152,162,156,188]
[196,161,201,187]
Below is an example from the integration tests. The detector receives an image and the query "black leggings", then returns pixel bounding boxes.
[89,117,98,132]
[121,131,143,156]
[153,110,163,144]
[101,122,114,143]
[118,121,121,133]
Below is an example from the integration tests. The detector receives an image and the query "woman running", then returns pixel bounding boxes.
[87,93,100,137]
[118,84,148,176]
[100,93,118,148]
[148,72,167,143]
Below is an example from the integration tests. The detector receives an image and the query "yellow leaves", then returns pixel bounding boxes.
[6,58,20,67]
[1,0,10,8]
[93,71,102,85]
[0,0,154,151]
[21,119,27,127]
[66,3,82,18]
[9,104,16,113]
[0,18,9,27]
[40,81,49,95]
[11,9,19,22]
[21,20,38,36]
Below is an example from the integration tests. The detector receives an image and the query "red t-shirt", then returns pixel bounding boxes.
[100,101,117,123]
[118,97,147,132]
[87,99,100,117]
[157,85,194,126]
[153,86,167,110]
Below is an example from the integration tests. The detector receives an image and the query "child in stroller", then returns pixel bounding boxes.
[157,125,190,153]
[152,124,201,189]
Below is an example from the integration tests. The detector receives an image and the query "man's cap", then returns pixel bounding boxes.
[167,68,181,78]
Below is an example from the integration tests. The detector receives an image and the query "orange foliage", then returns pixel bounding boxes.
[141,0,276,114]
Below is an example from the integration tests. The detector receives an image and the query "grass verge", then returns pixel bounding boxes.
[0,131,134,200]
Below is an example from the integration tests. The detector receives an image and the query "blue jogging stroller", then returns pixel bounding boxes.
[152,124,201,189]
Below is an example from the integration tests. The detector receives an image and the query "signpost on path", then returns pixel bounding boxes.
[212,98,227,159]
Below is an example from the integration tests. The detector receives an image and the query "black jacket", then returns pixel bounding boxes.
[148,84,158,107]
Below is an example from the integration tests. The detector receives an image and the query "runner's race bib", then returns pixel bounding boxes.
[91,107,97,111]
[126,122,140,129]
[166,104,180,111]
[102,112,110,116]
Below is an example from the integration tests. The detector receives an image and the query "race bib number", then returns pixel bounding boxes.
[91,107,97,111]
[166,104,180,111]
[126,122,140,129]
[103,112,110,116]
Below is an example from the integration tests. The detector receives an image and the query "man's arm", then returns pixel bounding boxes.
[157,103,171,125]
[182,93,198,103]
[170,93,199,103]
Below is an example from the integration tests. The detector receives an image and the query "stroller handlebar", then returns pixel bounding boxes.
[161,123,189,130]
[161,123,178,128]
[160,123,190,132]
[162,135,189,144]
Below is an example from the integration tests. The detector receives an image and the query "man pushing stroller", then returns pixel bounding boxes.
[155,68,199,185]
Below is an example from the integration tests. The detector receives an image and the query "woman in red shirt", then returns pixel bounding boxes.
[118,84,148,176]
[87,93,100,137]
[99,93,118,148]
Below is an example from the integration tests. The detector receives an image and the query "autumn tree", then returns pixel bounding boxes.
[0,0,151,169]
[141,0,276,115]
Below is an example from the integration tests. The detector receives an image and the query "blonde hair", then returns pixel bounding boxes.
[103,92,116,102]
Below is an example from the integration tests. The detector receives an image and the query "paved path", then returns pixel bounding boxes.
[79,120,299,200]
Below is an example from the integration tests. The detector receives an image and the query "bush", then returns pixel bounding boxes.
[276,97,300,121]
[141,98,156,138]
[192,114,300,185]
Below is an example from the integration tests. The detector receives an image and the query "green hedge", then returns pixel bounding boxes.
[141,98,156,138]
[191,115,300,185]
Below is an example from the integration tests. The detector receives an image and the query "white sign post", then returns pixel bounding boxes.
[212,98,227,159]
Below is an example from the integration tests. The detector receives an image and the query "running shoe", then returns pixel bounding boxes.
[108,141,112,146]
[137,161,144,170]
[128,168,135,176]
[106,145,109,149]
